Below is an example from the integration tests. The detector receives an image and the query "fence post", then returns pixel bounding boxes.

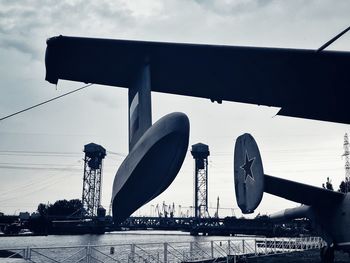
[264,238,267,255]
[282,238,284,253]
[242,239,245,254]
[130,244,135,263]
[190,242,193,259]
[254,239,257,255]
[86,245,90,263]
[305,237,308,250]
[274,238,276,253]
[28,247,32,260]
[289,238,291,250]
[296,238,298,250]
[164,242,168,263]
[211,241,214,258]
[301,237,304,250]
[227,240,231,256]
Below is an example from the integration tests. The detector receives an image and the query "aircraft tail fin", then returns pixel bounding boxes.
[128,63,152,152]
[234,133,345,215]
[234,133,264,214]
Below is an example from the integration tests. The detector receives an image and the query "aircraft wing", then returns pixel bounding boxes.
[45,36,350,124]
[265,174,345,207]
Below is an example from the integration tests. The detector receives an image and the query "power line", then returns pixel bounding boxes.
[0,164,79,199]
[106,150,127,157]
[0,150,80,155]
[0,162,81,167]
[0,83,93,122]
[0,165,81,171]
[0,175,63,200]
[0,150,126,160]
[0,153,81,158]
[0,175,68,203]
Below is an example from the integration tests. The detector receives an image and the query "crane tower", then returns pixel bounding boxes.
[191,143,210,218]
[82,143,106,217]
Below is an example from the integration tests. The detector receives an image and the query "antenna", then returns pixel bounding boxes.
[317,26,350,52]
[343,133,350,193]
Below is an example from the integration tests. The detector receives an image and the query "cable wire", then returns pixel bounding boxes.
[0,83,93,122]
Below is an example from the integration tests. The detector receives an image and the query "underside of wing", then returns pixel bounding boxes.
[265,174,345,207]
[45,36,350,124]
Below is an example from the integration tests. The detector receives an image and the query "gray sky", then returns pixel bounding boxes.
[0,0,350,218]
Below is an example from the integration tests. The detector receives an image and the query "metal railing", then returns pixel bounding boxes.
[0,236,325,263]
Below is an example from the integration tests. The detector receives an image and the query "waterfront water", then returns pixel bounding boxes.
[0,230,249,248]
[0,232,323,263]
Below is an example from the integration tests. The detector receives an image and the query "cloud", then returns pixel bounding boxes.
[0,0,135,59]
[0,36,40,59]
[193,0,275,16]
[1,0,348,61]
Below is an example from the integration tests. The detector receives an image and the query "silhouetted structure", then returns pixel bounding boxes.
[322,177,334,191]
[82,143,106,217]
[343,133,350,193]
[191,143,210,218]
[45,35,350,261]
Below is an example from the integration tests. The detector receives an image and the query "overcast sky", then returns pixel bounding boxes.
[0,0,350,218]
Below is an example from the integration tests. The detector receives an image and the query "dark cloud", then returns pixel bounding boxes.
[0,36,41,59]
[0,0,135,59]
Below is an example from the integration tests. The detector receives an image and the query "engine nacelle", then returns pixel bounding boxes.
[112,112,189,224]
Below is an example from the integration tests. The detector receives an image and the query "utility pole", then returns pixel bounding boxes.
[214,196,220,218]
[343,133,350,193]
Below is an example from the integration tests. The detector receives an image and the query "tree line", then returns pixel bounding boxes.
[37,199,83,217]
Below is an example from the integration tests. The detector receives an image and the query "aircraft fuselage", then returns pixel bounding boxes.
[311,193,350,252]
